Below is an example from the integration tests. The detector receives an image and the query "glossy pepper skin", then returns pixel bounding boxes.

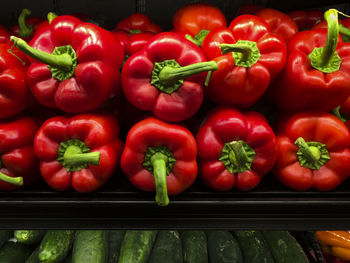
[0,116,40,190]
[34,114,123,193]
[201,15,286,109]
[122,32,218,122]
[272,10,350,112]
[121,117,197,206]
[113,29,154,59]
[0,43,33,119]
[317,231,350,262]
[288,10,323,31]
[316,231,350,249]
[172,3,226,47]
[115,13,162,34]
[0,26,10,44]
[11,9,43,41]
[256,8,298,42]
[196,107,277,191]
[274,112,350,191]
[12,15,124,113]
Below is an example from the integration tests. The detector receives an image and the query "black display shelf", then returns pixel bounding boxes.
[1,174,350,229]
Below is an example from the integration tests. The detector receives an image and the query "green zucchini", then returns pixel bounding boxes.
[39,230,74,263]
[15,230,46,245]
[25,246,40,263]
[72,230,108,263]
[207,231,243,263]
[181,231,208,263]
[0,230,12,248]
[234,230,275,263]
[0,241,32,263]
[118,230,157,263]
[108,230,125,263]
[262,231,309,263]
[148,230,182,263]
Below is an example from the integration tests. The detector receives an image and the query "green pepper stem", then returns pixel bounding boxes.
[339,24,350,40]
[10,36,73,72]
[321,9,339,67]
[333,105,348,123]
[18,8,33,38]
[0,172,23,186]
[158,61,218,85]
[63,146,101,168]
[185,35,201,46]
[185,29,210,47]
[221,43,251,60]
[47,12,58,24]
[151,152,169,207]
[129,29,141,34]
[295,138,321,163]
[219,140,256,174]
[229,141,250,167]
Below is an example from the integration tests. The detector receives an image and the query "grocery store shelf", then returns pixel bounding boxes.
[1,175,350,229]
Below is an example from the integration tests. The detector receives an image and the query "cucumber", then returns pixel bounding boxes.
[39,230,74,263]
[108,231,125,263]
[15,230,46,245]
[0,241,32,263]
[207,231,243,263]
[118,230,157,263]
[262,231,309,263]
[234,230,275,263]
[25,246,40,263]
[148,231,182,263]
[0,230,12,248]
[72,230,108,263]
[181,231,208,263]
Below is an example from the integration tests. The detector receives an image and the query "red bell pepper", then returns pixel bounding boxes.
[11,9,43,41]
[271,9,350,112]
[256,8,299,41]
[122,32,218,122]
[0,26,10,44]
[288,9,323,31]
[34,113,123,193]
[196,107,277,191]
[201,15,286,109]
[11,15,124,113]
[314,18,350,43]
[172,3,227,47]
[0,43,33,119]
[115,13,162,34]
[274,111,350,191]
[113,29,154,60]
[0,116,40,190]
[121,117,197,206]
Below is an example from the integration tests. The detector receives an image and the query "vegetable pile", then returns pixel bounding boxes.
[1,3,350,206]
[0,229,310,263]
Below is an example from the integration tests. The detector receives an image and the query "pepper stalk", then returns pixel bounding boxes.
[17,8,34,38]
[309,9,342,73]
[0,161,23,186]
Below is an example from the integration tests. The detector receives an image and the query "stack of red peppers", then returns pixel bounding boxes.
[0,3,350,207]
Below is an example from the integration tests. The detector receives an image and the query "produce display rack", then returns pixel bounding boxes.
[1,0,350,230]
[2,175,350,229]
